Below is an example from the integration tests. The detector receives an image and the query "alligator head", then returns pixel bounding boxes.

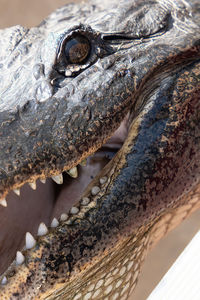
[0,0,200,299]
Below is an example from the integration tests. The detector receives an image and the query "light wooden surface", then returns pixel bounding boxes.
[147,230,200,300]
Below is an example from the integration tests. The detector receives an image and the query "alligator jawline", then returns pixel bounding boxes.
[0,115,129,277]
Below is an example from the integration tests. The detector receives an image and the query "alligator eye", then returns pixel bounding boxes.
[64,34,90,64]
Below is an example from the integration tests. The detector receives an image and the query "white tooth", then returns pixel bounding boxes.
[40,178,46,184]
[81,197,90,206]
[60,213,68,221]
[37,222,48,236]
[100,176,107,185]
[51,174,63,184]
[1,276,7,285]
[91,186,100,196]
[65,69,72,77]
[13,188,20,196]
[67,167,78,178]
[29,181,36,190]
[51,218,59,228]
[0,198,7,207]
[70,207,79,214]
[25,232,36,249]
[16,251,25,265]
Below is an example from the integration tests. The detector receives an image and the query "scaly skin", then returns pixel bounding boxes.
[0,0,200,299]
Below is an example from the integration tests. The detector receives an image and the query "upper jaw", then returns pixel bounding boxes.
[0,36,134,201]
[0,0,196,201]
[0,28,198,202]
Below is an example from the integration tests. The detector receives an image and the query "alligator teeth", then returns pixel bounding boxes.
[25,232,36,249]
[80,159,87,166]
[1,276,7,285]
[0,198,7,207]
[70,206,79,215]
[40,178,46,184]
[100,176,107,185]
[51,218,59,228]
[37,222,48,236]
[60,213,68,221]
[13,188,20,196]
[16,251,25,265]
[81,197,90,206]
[67,167,78,178]
[91,186,100,196]
[28,181,37,190]
[51,174,63,184]
[65,69,72,77]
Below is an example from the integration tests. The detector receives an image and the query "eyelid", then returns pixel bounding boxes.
[55,30,96,77]
[55,27,112,77]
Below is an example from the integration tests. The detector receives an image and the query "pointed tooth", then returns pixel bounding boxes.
[13,188,20,196]
[100,176,107,185]
[51,218,59,228]
[70,206,79,215]
[67,167,78,178]
[0,198,7,207]
[51,174,63,184]
[80,159,87,166]
[91,186,100,196]
[37,222,48,236]
[1,276,7,285]
[29,181,36,190]
[60,213,68,221]
[65,69,72,77]
[16,251,25,265]
[25,232,36,249]
[40,178,46,184]
[81,197,90,206]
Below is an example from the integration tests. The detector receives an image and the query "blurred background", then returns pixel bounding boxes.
[0,1,199,299]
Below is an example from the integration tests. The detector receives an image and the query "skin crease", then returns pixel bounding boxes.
[0,0,199,300]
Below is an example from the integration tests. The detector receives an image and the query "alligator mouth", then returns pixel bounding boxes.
[0,114,129,278]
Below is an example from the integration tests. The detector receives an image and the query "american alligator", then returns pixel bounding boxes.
[0,0,199,299]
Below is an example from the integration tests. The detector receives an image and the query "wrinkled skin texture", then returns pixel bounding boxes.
[0,0,200,299]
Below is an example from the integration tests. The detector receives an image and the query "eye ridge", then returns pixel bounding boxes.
[64,34,91,65]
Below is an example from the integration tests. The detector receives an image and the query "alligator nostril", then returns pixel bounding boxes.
[33,63,45,80]
[34,79,53,103]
